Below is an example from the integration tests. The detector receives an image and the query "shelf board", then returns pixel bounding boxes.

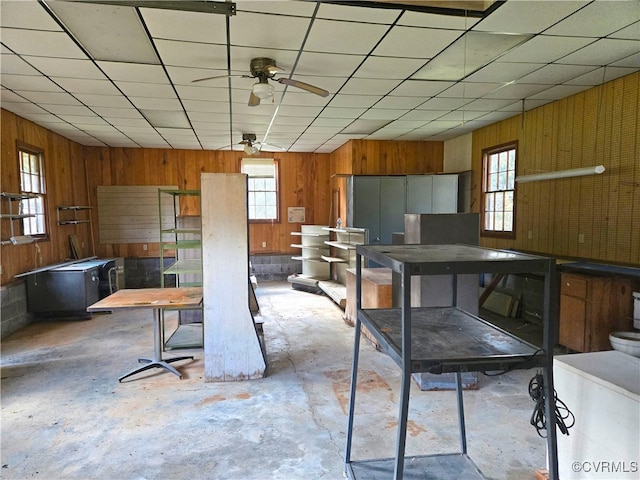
[163,258,202,274]
[358,306,544,374]
[161,240,201,249]
[58,206,92,210]
[292,256,325,262]
[323,226,367,233]
[326,241,356,250]
[1,192,38,200]
[58,220,91,225]
[321,255,346,263]
[347,453,485,480]
[290,244,327,250]
[291,232,328,237]
[161,228,201,235]
[1,213,35,219]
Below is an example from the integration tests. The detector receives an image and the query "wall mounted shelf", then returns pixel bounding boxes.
[57,205,92,225]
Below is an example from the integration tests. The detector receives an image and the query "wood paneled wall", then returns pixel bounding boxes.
[472,72,640,266]
[83,147,331,260]
[1,109,92,284]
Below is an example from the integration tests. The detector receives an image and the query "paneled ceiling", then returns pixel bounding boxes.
[1,0,639,153]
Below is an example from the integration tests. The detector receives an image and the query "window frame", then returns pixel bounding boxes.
[480,141,517,239]
[240,158,281,224]
[17,142,48,239]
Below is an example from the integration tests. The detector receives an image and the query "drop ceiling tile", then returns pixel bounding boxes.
[155,39,228,69]
[157,127,197,137]
[374,96,427,109]
[141,8,227,44]
[18,90,80,105]
[385,119,432,129]
[390,80,453,97]
[304,19,390,55]
[98,62,170,84]
[318,107,367,119]
[545,1,640,37]
[499,35,594,63]
[59,115,110,126]
[1,54,41,76]
[1,89,31,103]
[465,62,545,83]
[131,97,182,110]
[517,64,598,85]
[373,26,462,59]
[311,117,353,128]
[602,66,640,82]
[441,82,503,98]
[473,1,587,34]
[530,84,593,100]
[0,1,62,30]
[175,85,229,102]
[294,52,365,77]
[304,125,343,135]
[476,111,519,124]
[54,78,121,95]
[1,74,64,92]
[275,105,324,117]
[609,21,640,40]
[279,91,333,107]
[23,57,106,80]
[90,106,144,118]
[462,97,515,111]
[437,110,487,122]
[360,109,406,121]
[230,12,311,50]
[329,94,382,108]
[74,93,132,108]
[398,11,478,30]
[418,97,469,110]
[611,52,640,68]
[38,104,95,116]
[0,102,48,116]
[316,2,400,23]
[353,56,427,80]
[236,1,316,16]
[189,109,230,122]
[483,83,550,100]
[560,39,640,66]
[1,28,87,59]
[231,104,277,118]
[191,123,230,134]
[397,110,444,122]
[105,117,152,128]
[115,81,177,99]
[340,78,402,96]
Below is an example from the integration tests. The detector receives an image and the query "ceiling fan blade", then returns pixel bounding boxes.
[277,78,329,97]
[248,91,261,107]
[192,74,247,84]
[259,142,285,152]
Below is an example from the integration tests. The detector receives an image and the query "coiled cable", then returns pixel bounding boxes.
[529,371,575,438]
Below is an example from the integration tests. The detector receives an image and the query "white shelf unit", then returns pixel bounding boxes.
[322,227,367,284]
[1,192,37,245]
[57,205,92,225]
[290,225,330,283]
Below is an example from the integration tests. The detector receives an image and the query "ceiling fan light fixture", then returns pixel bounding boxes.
[252,81,275,99]
[243,143,260,155]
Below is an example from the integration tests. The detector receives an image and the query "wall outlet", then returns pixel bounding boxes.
[143,244,148,251]
[578,233,585,244]
[262,241,267,248]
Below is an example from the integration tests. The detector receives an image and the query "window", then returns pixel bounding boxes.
[18,144,47,236]
[481,142,516,238]
[241,158,279,222]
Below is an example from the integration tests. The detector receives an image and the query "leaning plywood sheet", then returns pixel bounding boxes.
[201,173,266,382]
[97,185,176,244]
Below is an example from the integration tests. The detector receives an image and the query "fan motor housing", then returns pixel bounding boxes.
[250,57,279,77]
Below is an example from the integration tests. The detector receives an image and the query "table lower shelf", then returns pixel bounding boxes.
[359,307,545,374]
[346,453,485,479]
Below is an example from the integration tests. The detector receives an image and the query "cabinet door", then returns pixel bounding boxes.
[351,176,381,243]
[406,175,433,213]
[432,174,459,213]
[559,294,586,352]
[379,176,406,244]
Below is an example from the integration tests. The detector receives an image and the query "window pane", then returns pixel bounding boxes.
[485,193,494,212]
[488,155,498,173]
[495,192,504,211]
[495,212,503,231]
[508,150,516,170]
[254,178,266,191]
[489,173,498,191]
[266,206,277,219]
[507,170,515,190]
[264,178,275,190]
[498,171,507,190]
[505,191,514,211]
[498,152,507,172]
[504,212,513,231]
[265,192,276,206]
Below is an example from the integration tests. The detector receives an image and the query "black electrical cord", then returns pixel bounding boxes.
[528,371,575,438]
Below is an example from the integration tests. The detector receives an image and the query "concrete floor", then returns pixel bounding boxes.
[1,281,547,479]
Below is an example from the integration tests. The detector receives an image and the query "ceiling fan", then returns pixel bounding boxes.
[239,134,284,155]
[193,57,329,106]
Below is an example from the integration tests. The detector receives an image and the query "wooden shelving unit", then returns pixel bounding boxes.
[288,225,330,288]
[57,205,92,225]
[345,244,559,480]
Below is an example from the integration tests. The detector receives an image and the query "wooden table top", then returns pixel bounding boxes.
[87,287,203,311]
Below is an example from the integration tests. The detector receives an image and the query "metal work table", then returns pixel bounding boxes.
[345,244,559,480]
[87,287,202,382]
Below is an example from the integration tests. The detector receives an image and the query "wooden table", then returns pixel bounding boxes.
[87,287,202,382]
